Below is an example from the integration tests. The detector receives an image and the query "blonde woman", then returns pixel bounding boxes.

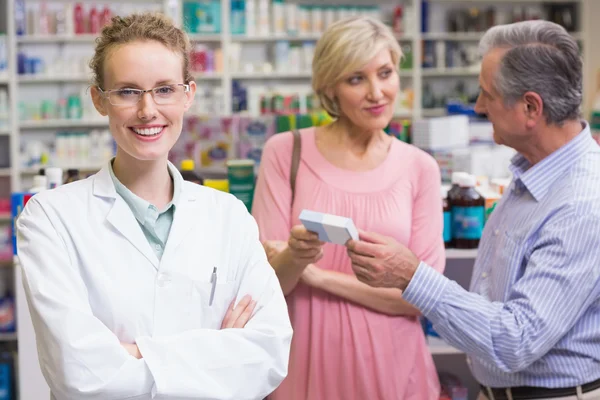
[253,17,445,400]
[16,13,291,399]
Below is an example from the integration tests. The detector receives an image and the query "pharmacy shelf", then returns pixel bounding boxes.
[445,249,478,260]
[0,214,9,223]
[187,34,222,42]
[422,67,480,77]
[0,128,9,136]
[0,168,10,177]
[0,332,18,342]
[394,110,414,118]
[428,337,464,355]
[422,108,447,118]
[193,73,223,81]
[20,165,105,175]
[16,34,98,44]
[232,71,313,79]
[0,259,12,268]
[18,75,92,83]
[20,119,108,129]
[422,31,583,41]
[430,0,580,3]
[231,70,413,80]
[0,77,8,84]
[422,32,486,41]
[231,33,322,42]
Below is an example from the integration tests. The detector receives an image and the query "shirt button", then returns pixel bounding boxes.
[155,244,162,251]
[482,272,488,278]
[467,357,472,366]
[494,229,500,236]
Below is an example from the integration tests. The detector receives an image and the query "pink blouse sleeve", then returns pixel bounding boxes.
[409,152,446,274]
[251,132,294,242]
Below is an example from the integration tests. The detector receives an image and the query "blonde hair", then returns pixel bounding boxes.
[312,16,402,118]
[89,12,193,89]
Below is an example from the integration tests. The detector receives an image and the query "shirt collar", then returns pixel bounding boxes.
[508,121,594,201]
[108,159,182,224]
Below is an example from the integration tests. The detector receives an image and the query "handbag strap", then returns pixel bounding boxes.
[290,129,302,206]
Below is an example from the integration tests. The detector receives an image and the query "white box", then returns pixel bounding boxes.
[299,210,359,246]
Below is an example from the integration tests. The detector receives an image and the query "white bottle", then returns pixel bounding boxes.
[311,6,323,34]
[257,0,270,36]
[286,3,298,36]
[29,175,48,193]
[0,89,8,128]
[271,0,285,36]
[245,0,256,36]
[101,130,114,162]
[45,167,64,189]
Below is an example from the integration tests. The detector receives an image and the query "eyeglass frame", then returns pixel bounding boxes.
[97,83,191,107]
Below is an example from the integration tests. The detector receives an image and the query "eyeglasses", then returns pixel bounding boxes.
[98,83,190,107]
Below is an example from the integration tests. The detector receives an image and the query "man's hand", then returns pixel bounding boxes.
[121,342,142,359]
[221,295,257,329]
[346,230,420,291]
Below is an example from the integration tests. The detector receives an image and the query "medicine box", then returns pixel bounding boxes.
[299,210,358,245]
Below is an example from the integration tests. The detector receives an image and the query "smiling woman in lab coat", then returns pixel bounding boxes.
[15,12,292,400]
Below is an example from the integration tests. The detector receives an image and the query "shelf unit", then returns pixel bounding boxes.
[3,1,591,399]
[4,0,589,193]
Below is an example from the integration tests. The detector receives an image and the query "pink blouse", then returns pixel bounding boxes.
[252,127,445,400]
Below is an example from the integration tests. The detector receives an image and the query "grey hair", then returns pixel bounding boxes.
[479,20,582,125]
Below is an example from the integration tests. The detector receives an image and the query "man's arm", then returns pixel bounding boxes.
[403,211,600,373]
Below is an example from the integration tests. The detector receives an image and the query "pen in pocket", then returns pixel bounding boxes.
[209,266,217,306]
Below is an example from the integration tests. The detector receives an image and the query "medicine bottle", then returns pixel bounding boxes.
[179,160,203,185]
[442,186,451,248]
[452,174,485,249]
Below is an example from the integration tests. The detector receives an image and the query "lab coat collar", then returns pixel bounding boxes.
[92,162,201,270]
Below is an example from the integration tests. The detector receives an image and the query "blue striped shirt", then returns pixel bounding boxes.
[403,122,600,388]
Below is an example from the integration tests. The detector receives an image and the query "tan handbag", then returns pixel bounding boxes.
[290,129,302,206]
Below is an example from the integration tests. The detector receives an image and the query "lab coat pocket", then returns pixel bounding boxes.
[190,281,238,330]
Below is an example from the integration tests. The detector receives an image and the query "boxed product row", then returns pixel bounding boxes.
[170,112,412,175]
[17,52,91,78]
[190,45,223,75]
[18,89,97,122]
[0,36,7,79]
[15,0,161,36]
[0,90,8,130]
[184,0,382,36]
[431,2,578,33]
[170,112,334,172]
[21,130,115,170]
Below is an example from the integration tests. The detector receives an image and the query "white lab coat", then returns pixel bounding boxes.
[15,164,293,400]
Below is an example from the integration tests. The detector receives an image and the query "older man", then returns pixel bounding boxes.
[347,20,600,400]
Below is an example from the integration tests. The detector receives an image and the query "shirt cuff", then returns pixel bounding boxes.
[402,261,450,316]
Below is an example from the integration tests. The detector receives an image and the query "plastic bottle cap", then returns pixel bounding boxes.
[45,167,63,186]
[451,172,468,185]
[32,175,48,189]
[441,185,450,199]
[459,174,477,188]
[180,159,195,171]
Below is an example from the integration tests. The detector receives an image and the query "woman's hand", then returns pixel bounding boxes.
[220,295,257,329]
[262,240,288,262]
[299,263,326,289]
[288,225,324,268]
[121,342,142,359]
